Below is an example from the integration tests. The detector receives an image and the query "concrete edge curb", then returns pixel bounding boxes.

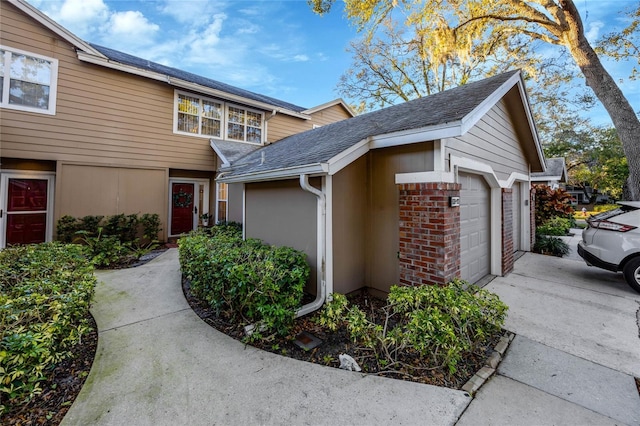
[461,331,515,396]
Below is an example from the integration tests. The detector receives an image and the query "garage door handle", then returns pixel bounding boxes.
[0,209,3,218]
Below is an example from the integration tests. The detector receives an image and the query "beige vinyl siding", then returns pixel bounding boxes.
[266,104,351,143]
[445,99,529,180]
[309,104,352,126]
[1,1,215,171]
[56,164,168,240]
[244,179,319,294]
[267,114,311,143]
[368,143,435,293]
[332,155,368,295]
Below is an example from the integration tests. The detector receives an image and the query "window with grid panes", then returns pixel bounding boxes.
[174,90,263,143]
[0,46,58,114]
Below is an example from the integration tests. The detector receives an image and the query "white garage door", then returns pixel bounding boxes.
[512,183,521,252]
[460,173,490,283]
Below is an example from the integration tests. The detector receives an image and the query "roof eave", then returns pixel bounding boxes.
[77,52,311,120]
[8,0,107,58]
[217,163,328,184]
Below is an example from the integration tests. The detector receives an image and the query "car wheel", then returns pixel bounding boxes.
[622,257,640,294]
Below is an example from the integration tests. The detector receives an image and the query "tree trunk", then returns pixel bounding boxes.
[563,2,640,200]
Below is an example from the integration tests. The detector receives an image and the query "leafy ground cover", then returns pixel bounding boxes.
[183,278,505,389]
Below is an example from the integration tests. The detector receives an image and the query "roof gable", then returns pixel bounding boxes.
[532,157,568,182]
[219,70,544,182]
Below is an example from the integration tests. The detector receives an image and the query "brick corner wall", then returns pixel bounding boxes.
[398,182,461,286]
[502,188,514,275]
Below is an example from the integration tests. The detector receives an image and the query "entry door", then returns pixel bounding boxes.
[512,183,521,252]
[170,182,196,235]
[169,180,210,236]
[1,174,53,248]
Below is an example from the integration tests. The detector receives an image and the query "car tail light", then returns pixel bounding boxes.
[589,219,637,232]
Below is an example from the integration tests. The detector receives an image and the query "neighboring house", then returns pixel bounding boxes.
[217,70,545,309]
[531,157,568,189]
[0,0,353,248]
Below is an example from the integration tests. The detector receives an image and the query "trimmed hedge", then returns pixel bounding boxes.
[178,226,309,340]
[0,243,96,413]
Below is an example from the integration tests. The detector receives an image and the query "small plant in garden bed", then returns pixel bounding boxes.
[56,213,163,268]
[534,234,570,257]
[0,243,97,418]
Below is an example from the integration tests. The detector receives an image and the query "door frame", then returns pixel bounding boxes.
[0,170,56,248]
[168,178,210,237]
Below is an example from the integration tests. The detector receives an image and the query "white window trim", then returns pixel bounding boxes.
[215,182,228,223]
[0,45,58,115]
[173,90,265,144]
[0,170,56,249]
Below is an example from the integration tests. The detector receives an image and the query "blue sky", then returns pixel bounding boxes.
[28,0,638,126]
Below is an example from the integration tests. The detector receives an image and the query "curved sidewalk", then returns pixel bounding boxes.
[61,249,470,425]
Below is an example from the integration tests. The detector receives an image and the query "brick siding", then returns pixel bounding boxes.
[397,182,461,286]
[502,188,514,275]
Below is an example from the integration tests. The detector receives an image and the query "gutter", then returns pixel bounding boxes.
[296,174,327,317]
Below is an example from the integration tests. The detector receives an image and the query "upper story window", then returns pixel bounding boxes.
[0,46,58,115]
[174,90,264,144]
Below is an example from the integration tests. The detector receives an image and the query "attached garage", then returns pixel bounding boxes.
[459,173,491,283]
[217,70,544,314]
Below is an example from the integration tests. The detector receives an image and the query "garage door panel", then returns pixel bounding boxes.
[460,173,490,283]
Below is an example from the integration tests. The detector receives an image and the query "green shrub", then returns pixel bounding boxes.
[103,214,139,243]
[56,215,79,243]
[318,280,507,374]
[533,235,570,257]
[0,243,96,413]
[179,227,308,341]
[76,229,133,268]
[140,213,161,242]
[537,216,571,236]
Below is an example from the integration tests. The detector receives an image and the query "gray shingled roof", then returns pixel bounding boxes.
[532,157,566,179]
[89,44,307,113]
[221,70,519,179]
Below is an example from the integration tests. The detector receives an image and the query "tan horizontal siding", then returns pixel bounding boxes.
[267,114,312,142]
[445,99,529,180]
[310,104,351,126]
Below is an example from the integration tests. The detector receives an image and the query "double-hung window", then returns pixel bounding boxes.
[0,46,58,115]
[174,90,264,144]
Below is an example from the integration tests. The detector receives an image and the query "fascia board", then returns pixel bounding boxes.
[515,75,546,171]
[9,0,106,58]
[77,52,311,120]
[303,98,356,117]
[370,122,462,149]
[209,140,230,167]
[531,175,561,182]
[460,71,521,134]
[326,138,371,175]
[217,164,327,184]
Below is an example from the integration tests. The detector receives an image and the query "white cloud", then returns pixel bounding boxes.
[159,0,223,26]
[585,20,604,43]
[108,11,159,37]
[41,0,109,38]
[292,54,309,62]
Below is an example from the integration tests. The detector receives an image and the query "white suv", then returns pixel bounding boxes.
[577,202,640,293]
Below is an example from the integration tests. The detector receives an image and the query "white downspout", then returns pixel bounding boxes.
[297,174,326,317]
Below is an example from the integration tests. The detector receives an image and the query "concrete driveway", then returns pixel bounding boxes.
[458,250,640,425]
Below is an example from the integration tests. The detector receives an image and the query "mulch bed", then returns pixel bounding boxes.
[182,278,501,389]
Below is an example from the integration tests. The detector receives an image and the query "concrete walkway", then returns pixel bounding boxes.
[62,248,640,425]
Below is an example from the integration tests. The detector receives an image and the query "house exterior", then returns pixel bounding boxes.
[217,71,545,306]
[531,157,568,189]
[0,0,353,248]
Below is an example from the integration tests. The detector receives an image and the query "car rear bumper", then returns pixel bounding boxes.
[577,242,619,272]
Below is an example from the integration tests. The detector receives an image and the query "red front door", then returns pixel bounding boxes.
[171,183,195,235]
[6,178,48,245]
